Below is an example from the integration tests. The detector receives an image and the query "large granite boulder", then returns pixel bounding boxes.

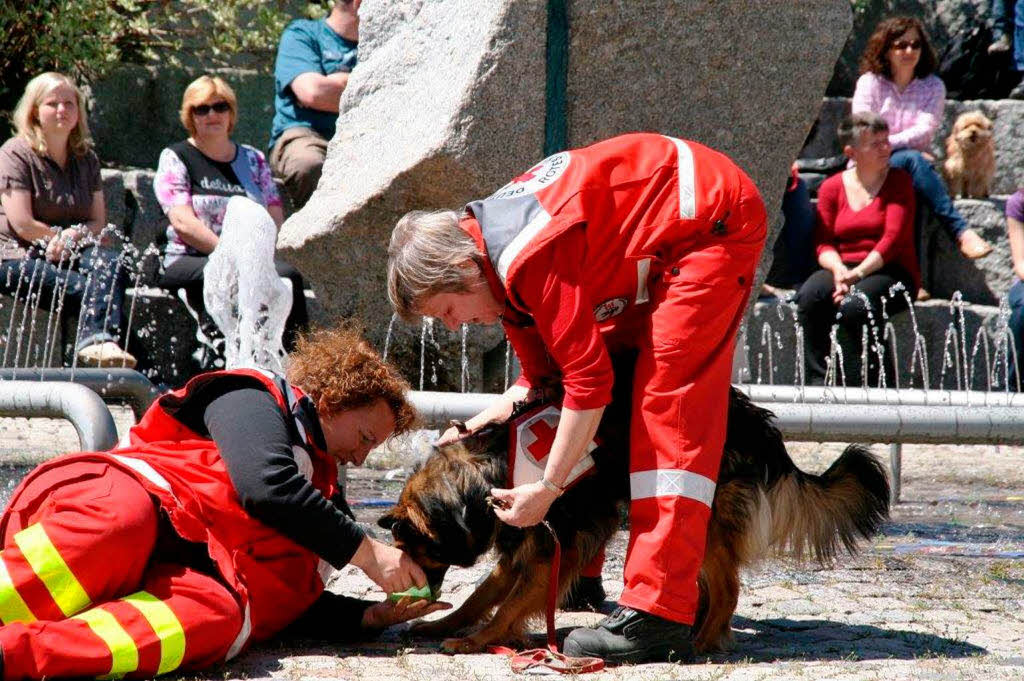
[278,0,852,391]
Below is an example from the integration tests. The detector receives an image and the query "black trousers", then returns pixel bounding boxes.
[159,255,309,354]
[795,263,916,386]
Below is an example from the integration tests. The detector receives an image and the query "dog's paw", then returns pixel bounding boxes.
[410,618,457,638]
[441,636,487,654]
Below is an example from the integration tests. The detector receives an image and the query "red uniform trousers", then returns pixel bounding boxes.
[0,462,243,680]
[613,172,766,624]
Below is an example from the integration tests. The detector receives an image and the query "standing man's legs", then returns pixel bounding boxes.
[269,127,329,210]
[1006,278,1024,388]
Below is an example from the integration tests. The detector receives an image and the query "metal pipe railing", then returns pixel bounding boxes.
[738,384,1024,408]
[409,389,1024,504]
[410,390,1024,445]
[0,381,117,451]
[0,368,159,419]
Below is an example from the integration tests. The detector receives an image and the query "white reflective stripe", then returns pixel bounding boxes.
[664,136,697,219]
[291,446,314,482]
[112,456,171,491]
[495,207,552,281]
[280,379,309,443]
[635,258,651,304]
[225,602,252,661]
[630,469,716,508]
[317,559,335,586]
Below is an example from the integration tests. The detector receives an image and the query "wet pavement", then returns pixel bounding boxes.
[3,412,1022,680]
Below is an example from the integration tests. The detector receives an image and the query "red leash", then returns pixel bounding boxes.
[484,510,604,674]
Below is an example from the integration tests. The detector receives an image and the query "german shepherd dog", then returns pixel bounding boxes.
[379,371,890,654]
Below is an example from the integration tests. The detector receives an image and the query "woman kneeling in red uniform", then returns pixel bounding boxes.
[387,133,767,664]
[0,327,447,679]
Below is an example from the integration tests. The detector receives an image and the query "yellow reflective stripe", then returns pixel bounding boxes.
[73,607,139,677]
[122,592,185,675]
[0,552,35,623]
[14,524,91,616]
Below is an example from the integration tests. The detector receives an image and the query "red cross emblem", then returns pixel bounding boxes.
[511,163,544,184]
[524,416,557,463]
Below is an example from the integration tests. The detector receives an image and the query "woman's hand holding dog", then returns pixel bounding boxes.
[435,385,530,447]
[361,595,451,630]
[490,481,559,527]
[350,536,427,594]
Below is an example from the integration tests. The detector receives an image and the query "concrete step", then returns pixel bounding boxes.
[742,296,1016,391]
[801,97,1024,196]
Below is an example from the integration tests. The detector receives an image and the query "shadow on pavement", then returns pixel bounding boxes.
[707,615,986,662]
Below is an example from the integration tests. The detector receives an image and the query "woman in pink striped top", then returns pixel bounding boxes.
[852,16,992,272]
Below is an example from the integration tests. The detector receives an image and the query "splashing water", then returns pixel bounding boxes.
[204,197,291,373]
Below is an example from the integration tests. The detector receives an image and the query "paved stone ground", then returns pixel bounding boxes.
[2,410,1022,680]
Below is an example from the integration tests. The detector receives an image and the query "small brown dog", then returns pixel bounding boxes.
[943,110,996,198]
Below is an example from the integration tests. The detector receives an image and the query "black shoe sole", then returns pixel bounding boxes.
[563,640,694,665]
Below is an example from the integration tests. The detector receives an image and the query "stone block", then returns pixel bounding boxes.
[927,198,1014,305]
[742,297,1015,391]
[87,65,275,169]
[278,0,852,388]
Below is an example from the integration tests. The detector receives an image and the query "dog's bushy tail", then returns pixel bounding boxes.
[761,444,890,563]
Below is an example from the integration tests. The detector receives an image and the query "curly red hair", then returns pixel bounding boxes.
[287,326,418,435]
[859,16,937,81]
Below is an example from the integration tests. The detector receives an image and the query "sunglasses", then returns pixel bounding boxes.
[891,39,922,51]
[193,102,231,117]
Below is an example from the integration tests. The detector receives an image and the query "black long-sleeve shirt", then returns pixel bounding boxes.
[167,378,374,632]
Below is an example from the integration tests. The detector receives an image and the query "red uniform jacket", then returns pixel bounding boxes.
[1,369,338,659]
[463,133,760,410]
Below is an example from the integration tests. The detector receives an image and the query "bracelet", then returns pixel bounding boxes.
[539,477,565,496]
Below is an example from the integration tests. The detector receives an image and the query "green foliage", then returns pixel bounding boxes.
[0,1,329,132]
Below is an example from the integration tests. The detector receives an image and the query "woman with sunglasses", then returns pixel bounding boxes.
[852,15,992,292]
[153,76,309,365]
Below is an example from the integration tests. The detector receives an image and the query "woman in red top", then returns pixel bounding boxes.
[795,111,919,386]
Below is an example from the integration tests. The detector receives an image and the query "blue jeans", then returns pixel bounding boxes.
[1008,279,1024,383]
[992,0,1024,71]
[777,177,817,287]
[0,246,128,352]
[890,148,969,241]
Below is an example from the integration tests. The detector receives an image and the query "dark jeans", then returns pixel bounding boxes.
[1007,278,1024,386]
[772,177,817,287]
[890,149,968,241]
[795,264,916,386]
[159,255,309,353]
[992,0,1024,70]
[0,246,127,353]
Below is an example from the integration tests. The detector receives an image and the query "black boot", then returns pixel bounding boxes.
[562,606,694,664]
[561,576,606,611]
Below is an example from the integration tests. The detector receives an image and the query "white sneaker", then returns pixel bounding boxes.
[77,341,137,369]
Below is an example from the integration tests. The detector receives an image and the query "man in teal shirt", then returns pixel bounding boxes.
[269,0,360,208]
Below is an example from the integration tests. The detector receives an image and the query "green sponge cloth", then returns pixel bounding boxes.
[388,584,436,602]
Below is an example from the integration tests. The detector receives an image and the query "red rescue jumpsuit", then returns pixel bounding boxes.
[0,369,338,679]
[464,133,766,624]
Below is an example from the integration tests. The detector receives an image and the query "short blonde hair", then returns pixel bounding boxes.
[179,75,238,137]
[12,72,93,157]
[387,209,482,322]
